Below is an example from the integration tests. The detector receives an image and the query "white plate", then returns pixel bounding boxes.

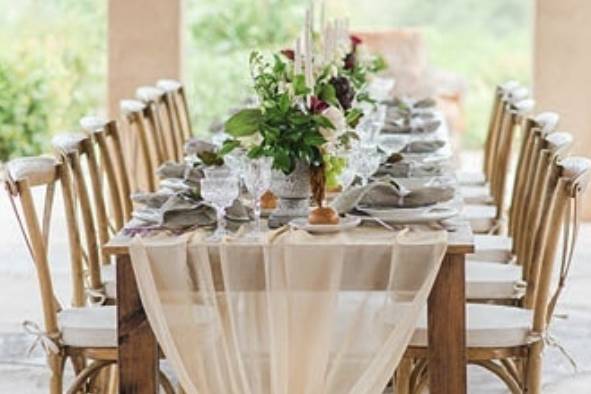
[289,216,361,233]
[389,176,456,191]
[356,206,458,224]
[159,178,192,192]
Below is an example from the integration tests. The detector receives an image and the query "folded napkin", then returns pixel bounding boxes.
[374,162,446,178]
[131,190,174,208]
[184,138,217,156]
[156,161,186,179]
[381,118,441,134]
[331,180,454,214]
[400,140,446,154]
[131,192,252,231]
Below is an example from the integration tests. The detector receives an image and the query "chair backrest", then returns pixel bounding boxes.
[80,116,133,228]
[517,132,572,284]
[120,99,158,192]
[4,157,85,339]
[51,133,107,294]
[529,157,591,332]
[509,112,560,239]
[157,79,193,146]
[490,95,535,218]
[136,86,175,164]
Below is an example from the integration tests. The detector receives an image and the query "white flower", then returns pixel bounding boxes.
[320,106,346,145]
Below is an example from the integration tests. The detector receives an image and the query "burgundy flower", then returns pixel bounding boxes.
[350,35,363,48]
[344,52,356,70]
[330,76,355,110]
[281,49,295,61]
[309,96,329,114]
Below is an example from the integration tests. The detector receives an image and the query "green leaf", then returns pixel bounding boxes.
[293,74,310,96]
[224,109,262,137]
[319,83,339,107]
[278,93,290,113]
[197,151,224,166]
[219,139,241,155]
[314,115,335,130]
[345,108,364,128]
[303,131,326,146]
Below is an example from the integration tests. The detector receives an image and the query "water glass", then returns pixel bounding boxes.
[243,157,272,238]
[351,144,381,186]
[200,176,239,241]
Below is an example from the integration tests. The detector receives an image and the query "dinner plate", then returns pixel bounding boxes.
[289,216,361,233]
[355,206,459,224]
[389,176,456,191]
[159,178,193,193]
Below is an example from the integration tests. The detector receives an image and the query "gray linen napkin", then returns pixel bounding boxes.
[374,162,446,178]
[156,161,186,179]
[184,138,217,156]
[400,140,446,154]
[381,118,441,134]
[330,180,454,214]
[132,193,252,231]
[131,190,174,208]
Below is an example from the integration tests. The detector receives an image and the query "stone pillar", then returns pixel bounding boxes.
[534,0,591,219]
[108,0,183,117]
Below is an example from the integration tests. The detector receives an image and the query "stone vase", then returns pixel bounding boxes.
[268,160,310,227]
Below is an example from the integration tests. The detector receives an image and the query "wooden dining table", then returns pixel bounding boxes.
[103,219,473,394]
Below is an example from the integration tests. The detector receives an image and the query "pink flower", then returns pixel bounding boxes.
[281,49,295,61]
[309,96,329,114]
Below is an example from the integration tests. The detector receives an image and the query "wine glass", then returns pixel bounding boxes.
[200,175,239,241]
[351,144,381,186]
[337,154,356,190]
[243,157,272,238]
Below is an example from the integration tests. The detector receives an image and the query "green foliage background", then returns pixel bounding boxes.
[0,0,531,161]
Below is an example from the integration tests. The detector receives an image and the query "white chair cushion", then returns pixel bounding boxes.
[58,306,117,348]
[469,234,512,262]
[102,264,116,299]
[462,204,496,233]
[460,185,493,205]
[466,261,523,300]
[457,170,486,186]
[411,304,534,348]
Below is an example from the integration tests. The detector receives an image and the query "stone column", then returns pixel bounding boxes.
[534,0,591,218]
[108,0,183,117]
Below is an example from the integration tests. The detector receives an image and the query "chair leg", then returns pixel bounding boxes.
[471,360,522,394]
[66,360,114,394]
[48,354,66,394]
[395,358,412,394]
[525,342,543,394]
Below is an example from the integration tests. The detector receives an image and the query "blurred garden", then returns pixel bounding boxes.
[0,0,532,161]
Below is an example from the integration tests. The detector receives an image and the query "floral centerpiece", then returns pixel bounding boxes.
[222,12,387,223]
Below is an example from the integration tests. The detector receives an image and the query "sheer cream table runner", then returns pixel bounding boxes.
[129,226,447,394]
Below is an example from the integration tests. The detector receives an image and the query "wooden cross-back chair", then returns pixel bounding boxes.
[4,155,176,394]
[399,155,591,394]
[80,116,133,229]
[459,80,521,187]
[157,79,193,147]
[120,99,159,192]
[463,93,534,234]
[469,112,561,264]
[136,86,179,164]
[465,131,573,304]
[51,133,107,292]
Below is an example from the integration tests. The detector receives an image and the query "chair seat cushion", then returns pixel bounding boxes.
[102,264,116,299]
[466,261,523,300]
[457,170,486,186]
[460,185,493,205]
[469,235,513,262]
[411,304,534,348]
[58,306,117,348]
[462,204,497,233]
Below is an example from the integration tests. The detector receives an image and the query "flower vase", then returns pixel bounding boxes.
[268,160,310,228]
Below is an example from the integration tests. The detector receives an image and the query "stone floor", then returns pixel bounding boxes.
[1,153,590,392]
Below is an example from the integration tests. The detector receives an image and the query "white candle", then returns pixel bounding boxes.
[295,37,302,75]
[320,0,326,32]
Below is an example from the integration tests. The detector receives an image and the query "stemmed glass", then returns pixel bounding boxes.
[350,144,381,186]
[243,157,272,239]
[200,175,239,241]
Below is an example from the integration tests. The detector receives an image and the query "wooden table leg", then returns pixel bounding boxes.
[117,254,159,393]
[427,252,467,394]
